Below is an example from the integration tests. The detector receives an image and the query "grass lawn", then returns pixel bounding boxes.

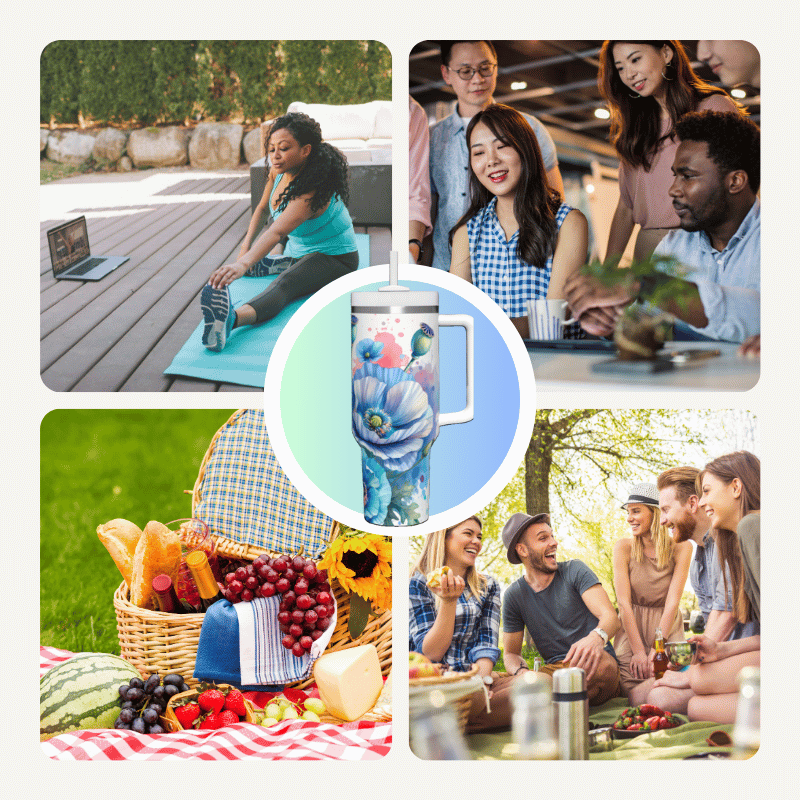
[40,409,235,654]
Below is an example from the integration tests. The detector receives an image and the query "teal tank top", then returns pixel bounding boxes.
[270,174,357,258]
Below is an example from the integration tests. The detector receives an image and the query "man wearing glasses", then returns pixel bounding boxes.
[428,41,564,270]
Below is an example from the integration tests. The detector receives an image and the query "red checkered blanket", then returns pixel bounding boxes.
[40,647,391,761]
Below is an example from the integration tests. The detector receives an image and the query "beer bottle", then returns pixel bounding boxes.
[185,550,223,612]
[652,628,669,680]
[731,666,760,759]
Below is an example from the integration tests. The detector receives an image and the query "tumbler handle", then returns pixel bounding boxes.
[438,314,474,426]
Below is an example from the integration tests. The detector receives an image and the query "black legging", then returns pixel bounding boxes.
[247,250,359,324]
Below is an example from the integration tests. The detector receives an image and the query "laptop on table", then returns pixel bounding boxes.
[47,216,129,281]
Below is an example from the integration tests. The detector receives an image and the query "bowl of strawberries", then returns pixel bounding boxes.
[610,704,684,738]
[163,683,257,732]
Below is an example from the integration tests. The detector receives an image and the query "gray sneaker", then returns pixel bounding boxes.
[200,284,235,352]
[247,255,294,277]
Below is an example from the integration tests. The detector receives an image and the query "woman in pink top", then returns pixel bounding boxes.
[598,40,742,261]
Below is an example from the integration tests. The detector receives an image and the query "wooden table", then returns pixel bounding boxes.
[528,341,759,392]
[40,168,390,392]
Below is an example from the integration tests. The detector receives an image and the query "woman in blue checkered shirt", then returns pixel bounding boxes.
[409,517,519,731]
[449,104,588,339]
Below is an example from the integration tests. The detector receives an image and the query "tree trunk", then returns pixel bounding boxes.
[525,420,553,515]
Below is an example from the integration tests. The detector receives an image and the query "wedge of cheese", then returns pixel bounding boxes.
[313,644,383,722]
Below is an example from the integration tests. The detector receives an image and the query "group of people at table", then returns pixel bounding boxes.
[409,451,760,733]
[409,40,761,353]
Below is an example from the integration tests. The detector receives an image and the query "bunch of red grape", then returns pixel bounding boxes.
[222,554,335,658]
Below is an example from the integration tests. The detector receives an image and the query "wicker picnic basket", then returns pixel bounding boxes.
[113,409,392,692]
[408,665,482,733]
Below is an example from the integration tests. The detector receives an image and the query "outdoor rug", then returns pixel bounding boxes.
[465,697,737,760]
[164,233,370,387]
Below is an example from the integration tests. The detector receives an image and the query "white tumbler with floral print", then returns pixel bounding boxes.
[351,257,474,526]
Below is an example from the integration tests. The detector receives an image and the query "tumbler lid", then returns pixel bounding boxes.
[351,252,438,310]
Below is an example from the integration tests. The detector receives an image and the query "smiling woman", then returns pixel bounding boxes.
[448,104,588,338]
[597,39,743,261]
[409,519,524,732]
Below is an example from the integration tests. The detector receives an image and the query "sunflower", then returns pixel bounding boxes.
[319,532,392,611]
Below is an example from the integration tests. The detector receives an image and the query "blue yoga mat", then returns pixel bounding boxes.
[164,234,370,387]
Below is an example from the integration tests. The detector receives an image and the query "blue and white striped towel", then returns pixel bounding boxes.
[236,595,337,687]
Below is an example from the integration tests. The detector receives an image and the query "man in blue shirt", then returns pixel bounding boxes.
[565,110,760,343]
[651,466,746,714]
[428,41,563,270]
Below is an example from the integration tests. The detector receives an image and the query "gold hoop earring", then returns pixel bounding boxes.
[661,62,674,81]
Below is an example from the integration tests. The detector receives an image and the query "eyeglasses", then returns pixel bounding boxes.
[447,63,497,80]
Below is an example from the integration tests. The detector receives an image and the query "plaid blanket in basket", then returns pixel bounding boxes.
[194,410,333,557]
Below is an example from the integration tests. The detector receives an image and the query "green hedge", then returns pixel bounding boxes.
[41,40,392,126]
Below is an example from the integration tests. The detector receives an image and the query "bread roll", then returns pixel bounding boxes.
[130,521,182,609]
[96,519,142,586]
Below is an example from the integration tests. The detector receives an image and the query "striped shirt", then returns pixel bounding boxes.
[467,199,572,318]
[409,571,501,672]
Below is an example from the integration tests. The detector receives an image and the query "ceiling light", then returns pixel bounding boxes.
[594,107,610,120]
[510,81,527,91]
[731,88,747,99]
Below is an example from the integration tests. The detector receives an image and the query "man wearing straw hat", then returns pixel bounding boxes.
[501,512,622,705]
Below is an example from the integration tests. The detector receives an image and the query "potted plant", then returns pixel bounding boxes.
[580,254,694,360]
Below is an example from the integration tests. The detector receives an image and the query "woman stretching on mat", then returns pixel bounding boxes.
[201,111,358,351]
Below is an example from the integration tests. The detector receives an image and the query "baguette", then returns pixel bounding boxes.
[130,521,182,609]
[96,518,143,586]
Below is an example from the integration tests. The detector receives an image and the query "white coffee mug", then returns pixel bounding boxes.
[527,299,576,340]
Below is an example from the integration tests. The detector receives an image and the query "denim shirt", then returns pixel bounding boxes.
[429,106,558,271]
[654,198,760,343]
[689,530,715,619]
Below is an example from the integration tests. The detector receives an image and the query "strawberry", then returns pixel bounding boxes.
[173,702,201,729]
[223,689,247,717]
[198,688,226,714]
[199,712,223,729]
[217,710,240,726]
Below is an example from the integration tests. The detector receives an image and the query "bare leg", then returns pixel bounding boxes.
[628,677,655,707]
[234,303,257,327]
[687,692,739,724]
[690,651,760,696]
[646,685,694,715]
[587,651,622,706]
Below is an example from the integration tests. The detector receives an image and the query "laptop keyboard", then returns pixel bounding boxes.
[68,257,105,276]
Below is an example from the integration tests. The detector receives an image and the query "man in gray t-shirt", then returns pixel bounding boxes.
[501,512,621,706]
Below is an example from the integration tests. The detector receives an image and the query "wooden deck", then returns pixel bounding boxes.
[40,168,391,392]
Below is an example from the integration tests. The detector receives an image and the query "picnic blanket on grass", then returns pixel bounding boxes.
[465,697,735,760]
[164,233,370,387]
[40,646,391,761]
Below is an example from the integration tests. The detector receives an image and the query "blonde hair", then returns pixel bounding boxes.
[630,505,674,569]
[412,517,486,601]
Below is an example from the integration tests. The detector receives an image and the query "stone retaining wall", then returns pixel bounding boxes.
[41,123,263,170]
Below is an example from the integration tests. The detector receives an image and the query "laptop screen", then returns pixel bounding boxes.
[48,217,90,275]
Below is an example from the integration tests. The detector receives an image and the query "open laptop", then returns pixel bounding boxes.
[47,216,129,281]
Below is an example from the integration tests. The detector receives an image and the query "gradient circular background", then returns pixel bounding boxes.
[266,266,535,535]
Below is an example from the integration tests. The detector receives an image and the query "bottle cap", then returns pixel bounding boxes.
[152,574,174,594]
[552,667,586,695]
[186,549,209,569]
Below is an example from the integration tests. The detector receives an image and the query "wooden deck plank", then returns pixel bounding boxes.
[41,199,247,390]
[77,203,250,391]
[40,169,389,392]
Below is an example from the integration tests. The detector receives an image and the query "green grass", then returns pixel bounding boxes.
[40,409,235,654]
[495,642,541,673]
[40,158,92,183]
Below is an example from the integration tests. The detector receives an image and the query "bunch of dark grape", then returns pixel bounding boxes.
[223,554,335,658]
[114,673,189,734]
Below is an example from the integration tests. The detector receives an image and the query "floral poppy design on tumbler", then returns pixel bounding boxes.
[350,286,473,527]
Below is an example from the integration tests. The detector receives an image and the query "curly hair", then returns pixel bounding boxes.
[265,112,350,214]
[675,110,761,193]
[598,40,739,170]
[450,104,562,268]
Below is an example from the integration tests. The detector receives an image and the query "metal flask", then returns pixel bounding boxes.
[552,667,589,760]
[351,255,474,527]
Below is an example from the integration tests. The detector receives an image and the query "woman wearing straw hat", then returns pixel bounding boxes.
[409,517,519,732]
[613,482,692,705]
